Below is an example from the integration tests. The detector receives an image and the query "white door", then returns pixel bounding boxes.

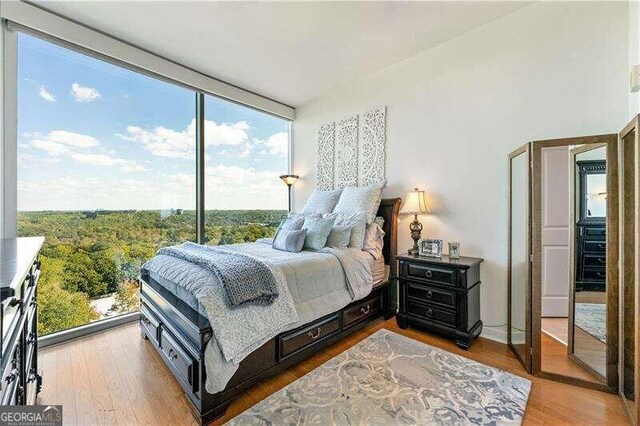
[541,147,570,317]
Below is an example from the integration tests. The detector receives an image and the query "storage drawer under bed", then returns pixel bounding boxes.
[342,294,381,329]
[140,302,161,346]
[159,325,197,392]
[278,313,340,360]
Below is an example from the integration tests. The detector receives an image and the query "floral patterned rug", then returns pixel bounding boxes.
[228,329,531,425]
[575,303,607,344]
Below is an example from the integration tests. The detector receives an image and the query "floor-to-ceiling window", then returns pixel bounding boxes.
[17,33,197,335]
[203,95,289,245]
[14,32,291,337]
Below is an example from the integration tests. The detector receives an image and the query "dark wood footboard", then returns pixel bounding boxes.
[139,276,394,424]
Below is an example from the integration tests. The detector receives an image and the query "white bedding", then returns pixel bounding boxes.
[143,240,378,393]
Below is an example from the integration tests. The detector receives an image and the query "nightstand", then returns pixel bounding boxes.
[396,254,483,349]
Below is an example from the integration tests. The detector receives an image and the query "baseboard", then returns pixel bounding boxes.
[480,325,508,344]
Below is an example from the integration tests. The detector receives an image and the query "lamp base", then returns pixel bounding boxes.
[408,214,423,256]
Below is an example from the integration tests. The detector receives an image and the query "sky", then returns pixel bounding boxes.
[17,33,289,211]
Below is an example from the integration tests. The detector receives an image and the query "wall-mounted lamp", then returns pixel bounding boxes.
[279,174,299,212]
[399,187,431,255]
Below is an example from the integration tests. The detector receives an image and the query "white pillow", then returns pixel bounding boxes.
[323,212,367,249]
[363,223,385,259]
[300,188,343,214]
[332,182,385,224]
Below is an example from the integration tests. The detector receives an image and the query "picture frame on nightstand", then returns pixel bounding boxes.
[419,239,442,258]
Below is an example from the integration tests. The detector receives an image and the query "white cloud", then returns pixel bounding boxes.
[71,153,129,166]
[28,130,100,156]
[38,85,56,102]
[255,132,288,157]
[70,153,145,173]
[30,140,68,156]
[71,83,101,102]
[118,119,250,160]
[17,163,287,211]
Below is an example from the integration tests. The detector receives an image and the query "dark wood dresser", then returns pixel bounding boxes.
[0,237,44,405]
[397,254,483,349]
[575,222,606,292]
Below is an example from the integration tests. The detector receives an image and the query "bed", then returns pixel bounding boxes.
[138,198,401,424]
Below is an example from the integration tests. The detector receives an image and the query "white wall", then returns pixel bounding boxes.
[629,1,640,117]
[292,2,629,341]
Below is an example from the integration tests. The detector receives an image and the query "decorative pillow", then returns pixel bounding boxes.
[272,228,307,252]
[288,212,321,221]
[363,223,385,259]
[323,211,367,249]
[325,225,353,249]
[279,217,304,230]
[374,216,385,229]
[332,182,385,224]
[302,217,335,250]
[300,188,343,215]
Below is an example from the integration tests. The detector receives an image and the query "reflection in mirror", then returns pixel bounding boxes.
[538,143,607,384]
[621,129,636,418]
[509,150,529,363]
[572,147,607,380]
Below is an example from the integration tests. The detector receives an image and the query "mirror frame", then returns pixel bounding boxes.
[531,134,618,393]
[507,143,532,372]
[567,143,607,381]
[618,115,639,423]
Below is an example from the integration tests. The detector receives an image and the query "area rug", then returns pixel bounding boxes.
[575,303,607,344]
[228,329,532,425]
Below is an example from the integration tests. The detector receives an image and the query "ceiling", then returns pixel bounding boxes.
[35,1,530,107]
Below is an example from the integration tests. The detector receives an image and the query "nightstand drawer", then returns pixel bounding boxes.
[407,300,456,327]
[583,240,606,253]
[581,267,606,281]
[583,226,606,240]
[406,263,455,286]
[407,282,456,309]
[583,254,606,267]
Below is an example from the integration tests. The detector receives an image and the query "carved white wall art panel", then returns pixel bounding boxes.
[335,115,359,188]
[316,123,335,190]
[359,107,386,186]
[314,106,386,190]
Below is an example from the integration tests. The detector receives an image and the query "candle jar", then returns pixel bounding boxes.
[449,242,461,259]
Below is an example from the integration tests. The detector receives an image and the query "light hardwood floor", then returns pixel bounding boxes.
[38,318,629,425]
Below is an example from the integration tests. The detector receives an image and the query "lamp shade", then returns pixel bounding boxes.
[399,188,430,214]
[279,174,299,186]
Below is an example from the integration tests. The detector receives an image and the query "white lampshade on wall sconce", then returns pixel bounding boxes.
[399,188,431,255]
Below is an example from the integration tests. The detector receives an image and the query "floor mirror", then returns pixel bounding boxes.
[508,144,532,371]
[508,135,619,393]
[533,134,618,392]
[620,115,639,422]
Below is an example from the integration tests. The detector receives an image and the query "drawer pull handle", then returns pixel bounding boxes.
[168,348,178,361]
[360,305,370,315]
[308,327,322,340]
[598,244,605,249]
[424,270,433,278]
[426,308,434,317]
[426,290,433,299]
[596,272,606,278]
[597,258,605,264]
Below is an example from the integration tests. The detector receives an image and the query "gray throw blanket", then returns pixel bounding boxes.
[157,242,278,307]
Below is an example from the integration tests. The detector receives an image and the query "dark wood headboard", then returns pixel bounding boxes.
[376,198,402,279]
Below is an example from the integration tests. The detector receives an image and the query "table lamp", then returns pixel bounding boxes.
[399,187,430,255]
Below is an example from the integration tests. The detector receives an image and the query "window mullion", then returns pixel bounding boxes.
[196,92,206,244]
